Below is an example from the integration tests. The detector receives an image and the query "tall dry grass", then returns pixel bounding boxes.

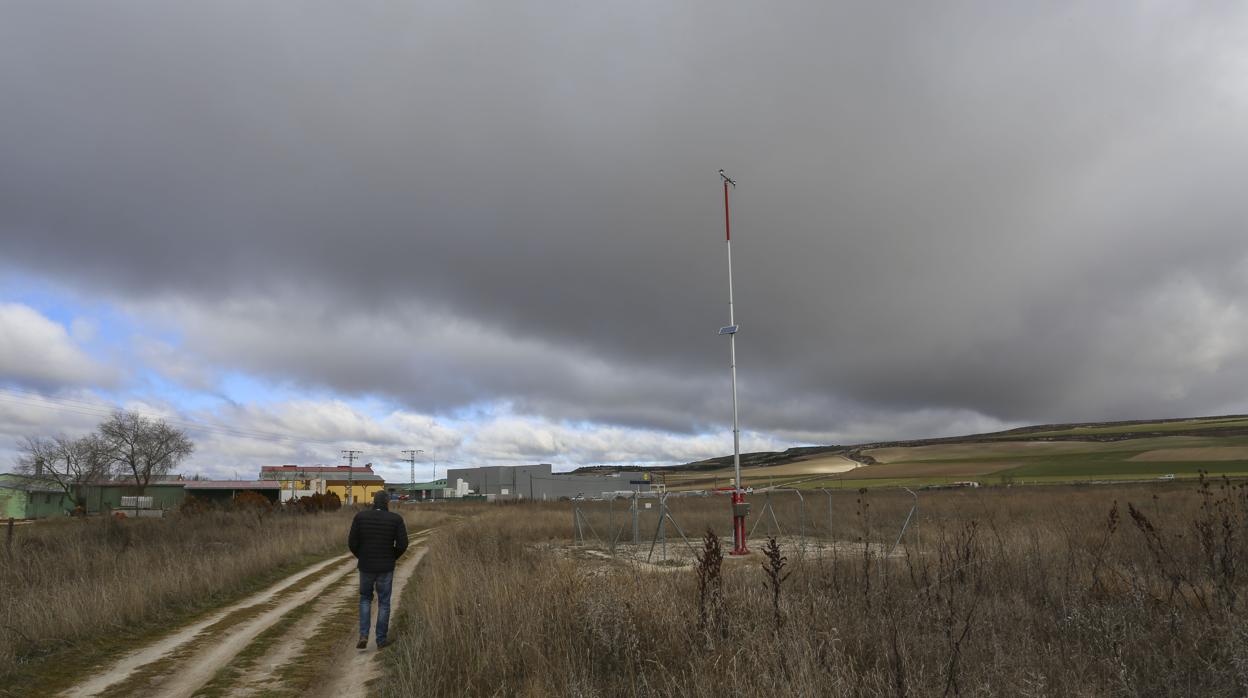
[385,479,1248,697]
[0,504,446,687]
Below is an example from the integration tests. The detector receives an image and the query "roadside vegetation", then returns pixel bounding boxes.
[383,478,1248,696]
[0,503,444,695]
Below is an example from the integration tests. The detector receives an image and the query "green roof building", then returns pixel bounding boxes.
[389,479,448,500]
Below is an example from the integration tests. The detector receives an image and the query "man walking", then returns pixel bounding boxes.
[348,491,408,649]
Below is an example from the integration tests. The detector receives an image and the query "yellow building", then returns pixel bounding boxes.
[324,480,387,505]
[259,464,385,505]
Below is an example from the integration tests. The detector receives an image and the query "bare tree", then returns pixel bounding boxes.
[99,411,194,494]
[14,436,54,478]
[15,434,113,511]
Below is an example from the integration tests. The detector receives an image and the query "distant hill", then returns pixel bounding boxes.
[572,414,1248,490]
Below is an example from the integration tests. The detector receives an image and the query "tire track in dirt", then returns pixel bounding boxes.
[223,528,432,697]
[151,569,354,698]
[217,583,346,697]
[60,528,433,698]
[61,553,352,698]
[311,542,430,698]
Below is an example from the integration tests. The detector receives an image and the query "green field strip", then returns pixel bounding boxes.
[1018,417,1248,438]
[794,468,1248,491]
[998,459,1248,479]
[795,476,970,490]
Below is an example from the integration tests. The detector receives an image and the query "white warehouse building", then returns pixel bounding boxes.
[443,464,650,500]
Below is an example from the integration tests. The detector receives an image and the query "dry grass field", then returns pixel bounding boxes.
[0,509,353,689]
[0,505,447,695]
[812,436,1248,487]
[864,441,1099,463]
[651,418,1248,492]
[382,479,1248,697]
[662,455,860,491]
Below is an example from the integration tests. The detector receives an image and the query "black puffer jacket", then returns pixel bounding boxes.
[348,495,409,573]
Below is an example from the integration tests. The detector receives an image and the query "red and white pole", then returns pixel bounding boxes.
[720,170,750,555]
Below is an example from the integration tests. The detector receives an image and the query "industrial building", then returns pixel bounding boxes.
[389,479,448,500]
[444,464,650,501]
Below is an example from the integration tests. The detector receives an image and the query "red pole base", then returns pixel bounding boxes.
[729,490,750,555]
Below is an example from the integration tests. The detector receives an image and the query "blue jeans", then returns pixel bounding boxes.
[359,570,394,643]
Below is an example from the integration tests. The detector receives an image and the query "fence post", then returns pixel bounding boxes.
[886,488,919,560]
[794,489,807,558]
[658,494,668,560]
[823,488,833,538]
[632,492,640,546]
[608,496,616,554]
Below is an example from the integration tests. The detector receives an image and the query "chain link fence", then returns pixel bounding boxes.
[568,486,921,564]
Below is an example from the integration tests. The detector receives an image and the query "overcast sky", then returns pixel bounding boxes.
[3,2,1248,481]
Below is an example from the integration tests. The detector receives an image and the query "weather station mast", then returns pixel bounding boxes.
[718,169,750,555]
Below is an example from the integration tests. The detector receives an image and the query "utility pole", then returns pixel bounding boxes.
[342,450,362,506]
[287,465,304,505]
[402,449,424,499]
[718,169,750,556]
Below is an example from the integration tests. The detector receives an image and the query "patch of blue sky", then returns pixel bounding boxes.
[132,371,224,413]
[216,371,299,406]
[443,400,516,422]
[0,271,138,361]
[342,396,413,427]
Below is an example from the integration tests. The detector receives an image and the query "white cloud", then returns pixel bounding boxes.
[0,303,114,389]
[143,397,790,479]
[133,337,217,391]
[122,291,725,434]
[0,389,112,468]
[460,415,788,469]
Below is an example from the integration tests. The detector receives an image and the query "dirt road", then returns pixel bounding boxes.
[312,545,427,698]
[59,530,431,698]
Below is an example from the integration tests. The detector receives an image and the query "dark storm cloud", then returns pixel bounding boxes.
[4,2,1248,440]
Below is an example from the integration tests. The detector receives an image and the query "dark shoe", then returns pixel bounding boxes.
[356,636,368,649]
[377,639,389,649]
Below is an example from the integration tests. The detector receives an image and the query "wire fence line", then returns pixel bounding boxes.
[569,487,922,565]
